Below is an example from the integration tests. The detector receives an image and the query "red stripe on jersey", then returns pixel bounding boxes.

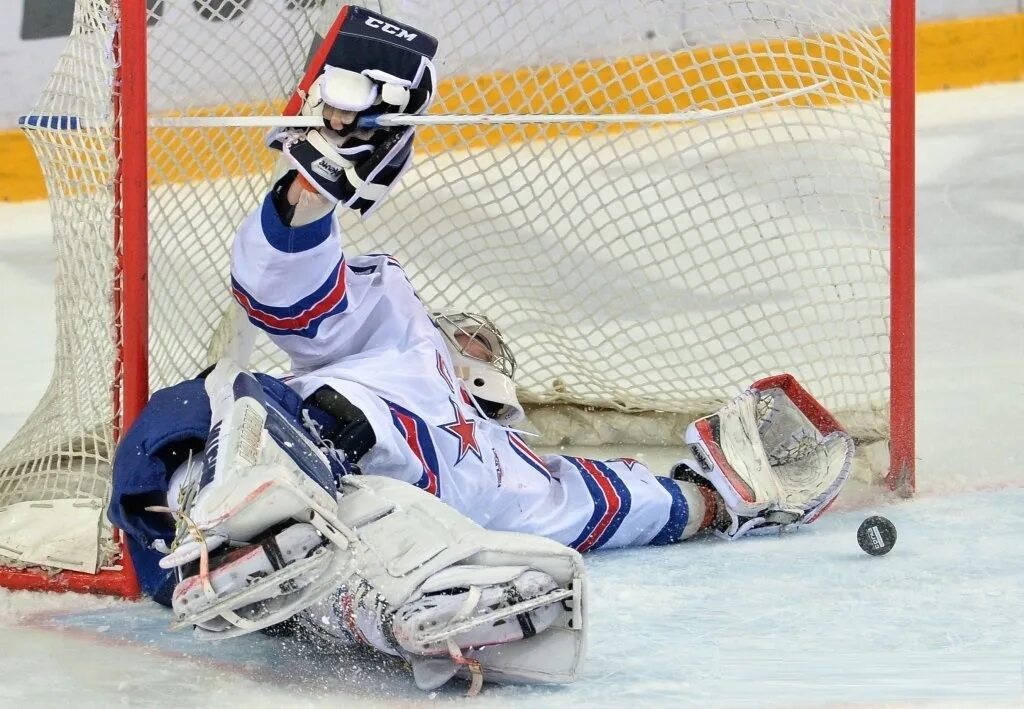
[395,410,438,496]
[576,459,622,552]
[509,433,551,479]
[233,260,348,331]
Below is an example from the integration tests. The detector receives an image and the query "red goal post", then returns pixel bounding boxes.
[0,0,915,596]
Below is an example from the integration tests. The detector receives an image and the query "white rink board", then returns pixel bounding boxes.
[0,82,1022,707]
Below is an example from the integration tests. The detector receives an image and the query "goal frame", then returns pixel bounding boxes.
[0,0,148,597]
[888,0,917,497]
[0,0,916,596]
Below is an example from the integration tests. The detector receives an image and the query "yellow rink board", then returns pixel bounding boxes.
[3,12,1023,203]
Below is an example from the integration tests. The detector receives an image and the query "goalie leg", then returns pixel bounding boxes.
[314,475,586,689]
[170,473,586,691]
[491,442,719,551]
[159,359,348,570]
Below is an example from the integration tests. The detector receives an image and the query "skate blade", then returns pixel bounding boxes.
[170,546,333,632]
[416,586,575,647]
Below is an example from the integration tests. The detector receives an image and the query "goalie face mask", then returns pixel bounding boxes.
[433,311,525,425]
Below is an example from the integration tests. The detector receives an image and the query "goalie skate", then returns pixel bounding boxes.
[390,566,574,656]
[171,523,335,636]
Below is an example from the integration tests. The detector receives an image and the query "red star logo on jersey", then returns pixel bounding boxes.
[439,400,482,465]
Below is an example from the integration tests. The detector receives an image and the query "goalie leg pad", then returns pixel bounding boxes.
[170,471,587,690]
[159,360,342,570]
[299,476,588,689]
[391,566,564,656]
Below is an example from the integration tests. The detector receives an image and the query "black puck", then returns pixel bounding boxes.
[857,515,897,556]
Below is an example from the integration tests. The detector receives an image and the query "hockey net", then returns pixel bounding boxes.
[0,0,913,594]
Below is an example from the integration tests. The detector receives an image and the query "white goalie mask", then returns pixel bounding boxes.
[433,311,525,425]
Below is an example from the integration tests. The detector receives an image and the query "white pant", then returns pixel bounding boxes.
[291,374,693,551]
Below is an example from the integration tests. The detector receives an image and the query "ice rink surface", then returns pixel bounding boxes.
[0,83,1022,707]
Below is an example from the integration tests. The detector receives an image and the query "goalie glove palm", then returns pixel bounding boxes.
[282,125,414,217]
[674,374,854,539]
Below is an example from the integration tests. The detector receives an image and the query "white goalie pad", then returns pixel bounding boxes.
[160,360,343,571]
[314,475,588,689]
[676,374,854,539]
[169,470,586,690]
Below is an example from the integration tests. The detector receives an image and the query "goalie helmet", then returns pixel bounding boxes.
[433,312,524,425]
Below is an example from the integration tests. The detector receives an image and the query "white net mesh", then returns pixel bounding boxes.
[1,0,893,574]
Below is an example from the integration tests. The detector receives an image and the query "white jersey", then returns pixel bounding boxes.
[230,194,693,551]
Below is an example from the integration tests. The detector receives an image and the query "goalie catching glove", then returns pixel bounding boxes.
[672,374,854,539]
[270,6,437,217]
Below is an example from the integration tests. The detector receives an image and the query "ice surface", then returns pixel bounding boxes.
[0,83,1022,707]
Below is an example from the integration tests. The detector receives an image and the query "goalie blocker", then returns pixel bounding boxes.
[271,5,437,217]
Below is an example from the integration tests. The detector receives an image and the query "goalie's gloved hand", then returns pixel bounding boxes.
[265,63,430,218]
[275,123,415,218]
[300,4,438,135]
[267,6,437,216]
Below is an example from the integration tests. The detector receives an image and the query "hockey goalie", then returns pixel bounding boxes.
[108,5,854,693]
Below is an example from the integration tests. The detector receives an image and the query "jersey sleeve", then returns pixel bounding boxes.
[230,192,349,339]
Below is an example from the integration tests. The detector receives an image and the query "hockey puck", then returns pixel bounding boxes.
[857,516,897,556]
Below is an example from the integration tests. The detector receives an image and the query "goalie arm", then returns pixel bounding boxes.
[230,7,438,340]
[228,182,350,341]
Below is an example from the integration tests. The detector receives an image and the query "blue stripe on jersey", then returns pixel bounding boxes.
[507,432,552,480]
[259,193,333,253]
[649,477,690,545]
[384,399,441,497]
[231,257,348,338]
[565,458,632,552]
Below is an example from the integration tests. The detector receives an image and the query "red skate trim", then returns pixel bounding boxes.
[695,484,720,531]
